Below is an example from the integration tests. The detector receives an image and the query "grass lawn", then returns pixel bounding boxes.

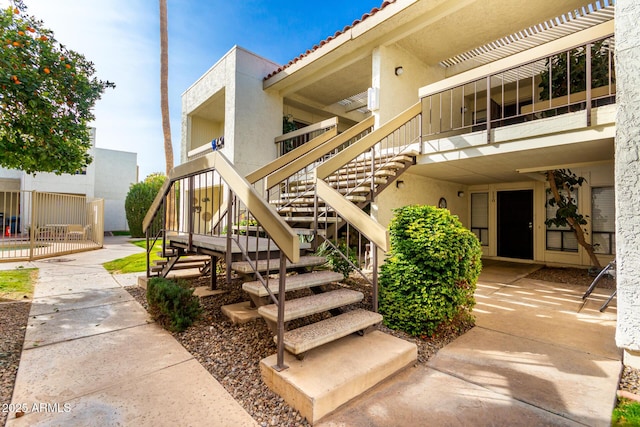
[103,240,163,274]
[0,268,37,300]
[613,398,640,426]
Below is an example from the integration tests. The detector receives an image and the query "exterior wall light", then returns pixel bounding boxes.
[458,191,465,197]
[395,66,404,76]
[396,180,405,189]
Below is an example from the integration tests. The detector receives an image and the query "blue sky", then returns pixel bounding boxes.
[8,0,383,179]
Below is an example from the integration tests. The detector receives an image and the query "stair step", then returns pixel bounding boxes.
[242,270,342,297]
[277,309,383,355]
[291,228,326,236]
[288,177,386,192]
[325,169,396,180]
[272,194,367,205]
[153,255,210,265]
[260,330,417,424]
[151,261,207,272]
[335,160,408,174]
[258,288,363,323]
[282,216,343,224]
[232,255,328,275]
[278,206,334,214]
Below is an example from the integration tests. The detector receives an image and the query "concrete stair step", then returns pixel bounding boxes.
[277,206,334,214]
[233,255,328,275]
[151,261,208,272]
[242,270,342,298]
[291,228,326,236]
[334,160,407,174]
[260,330,417,424]
[269,197,320,205]
[272,195,366,206]
[282,216,343,224]
[277,308,383,354]
[258,288,363,322]
[288,177,386,191]
[153,255,210,265]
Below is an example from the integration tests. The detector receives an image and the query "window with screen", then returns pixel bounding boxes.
[546,190,578,252]
[471,192,489,246]
[591,186,615,255]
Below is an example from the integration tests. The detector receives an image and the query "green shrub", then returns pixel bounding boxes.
[125,173,166,238]
[379,205,482,337]
[146,277,202,332]
[316,240,358,279]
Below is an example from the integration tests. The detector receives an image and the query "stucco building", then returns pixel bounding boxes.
[0,129,137,232]
[180,0,638,366]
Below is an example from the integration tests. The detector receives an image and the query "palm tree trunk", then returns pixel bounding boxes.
[160,0,173,175]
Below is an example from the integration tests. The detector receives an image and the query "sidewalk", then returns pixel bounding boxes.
[4,242,622,426]
[4,237,256,426]
[317,260,621,427]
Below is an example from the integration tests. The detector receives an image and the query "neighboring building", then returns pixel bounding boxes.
[181,0,639,365]
[0,129,138,232]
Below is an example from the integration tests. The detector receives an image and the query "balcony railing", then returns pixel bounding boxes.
[420,34,615,142]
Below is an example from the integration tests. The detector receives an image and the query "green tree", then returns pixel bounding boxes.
[0,1,114,174]
[125,173,166,238]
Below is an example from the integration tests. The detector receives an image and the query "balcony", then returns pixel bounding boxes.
[419,32,615,149]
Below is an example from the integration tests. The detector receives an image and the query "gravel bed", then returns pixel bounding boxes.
[0,301,31,427]
[126,274,474,426]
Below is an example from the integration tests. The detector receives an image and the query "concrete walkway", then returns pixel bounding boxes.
[317,260,621,427]
[3,237,257,427]
[3,241,621,426]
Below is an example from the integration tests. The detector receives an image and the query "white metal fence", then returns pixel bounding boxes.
[0,191,104,261]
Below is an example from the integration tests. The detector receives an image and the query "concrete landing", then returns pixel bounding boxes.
[260,330,416,425]
[316,260,622,427]
[222,301,262,324]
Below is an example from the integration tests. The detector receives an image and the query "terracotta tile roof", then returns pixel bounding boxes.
[264,0,397,80]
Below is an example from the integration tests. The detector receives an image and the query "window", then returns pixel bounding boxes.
[471,192,489,246]
[591,186,615,255]
[546,190,578,252]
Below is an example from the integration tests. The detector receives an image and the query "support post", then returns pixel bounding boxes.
[226,190,233,285]
[372,242,378,313]
[586,42,592,127]
[274,253,288,371]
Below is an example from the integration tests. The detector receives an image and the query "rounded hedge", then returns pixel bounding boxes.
[379,204,482,336]
[125,173,166,238]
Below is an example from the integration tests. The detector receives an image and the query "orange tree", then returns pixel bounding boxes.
[0,1,114,174]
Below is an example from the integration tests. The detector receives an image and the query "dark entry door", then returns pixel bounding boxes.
[497,190,533,259]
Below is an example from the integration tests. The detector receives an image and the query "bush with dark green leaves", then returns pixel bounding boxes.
[315,240,358,279]
[146,277,201,332]
[379,205,482,337]
[125,173,166,238]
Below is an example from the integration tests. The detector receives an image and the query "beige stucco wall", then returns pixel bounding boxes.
[372,171,469,229]
[181,47,283,177]
[373,44,443,126]
[94,147,137,231]
[615,0,640,362]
